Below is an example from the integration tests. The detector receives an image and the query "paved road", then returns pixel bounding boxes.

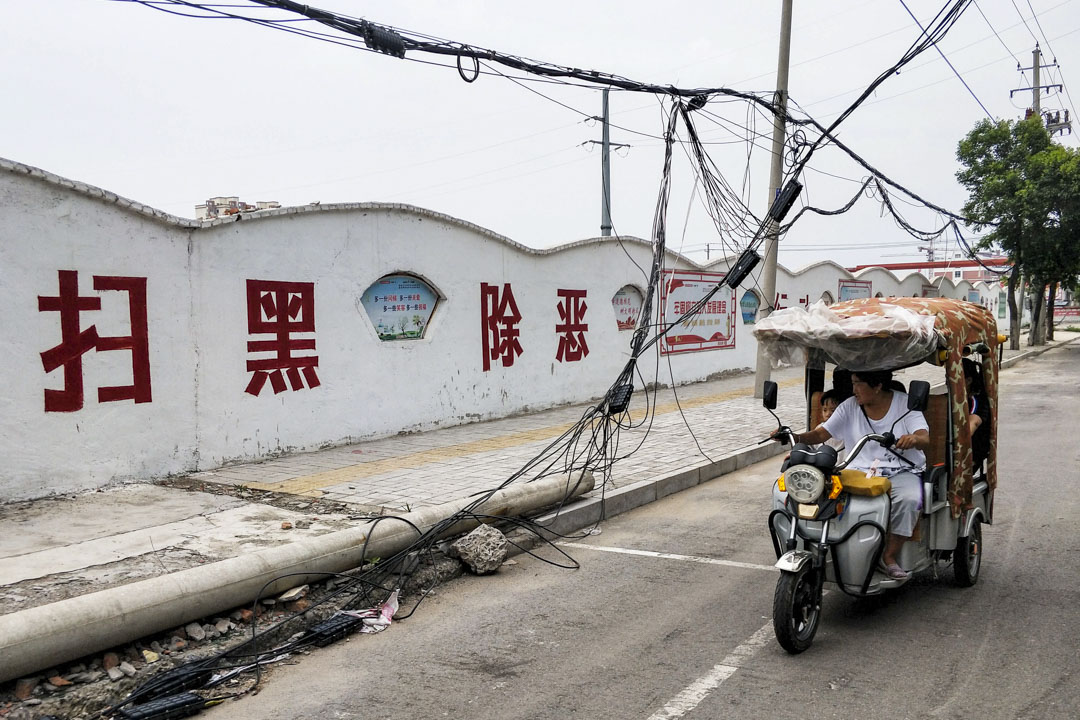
[205,345,1080,720]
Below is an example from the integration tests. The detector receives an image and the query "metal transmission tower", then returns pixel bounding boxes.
[584,89,629,237]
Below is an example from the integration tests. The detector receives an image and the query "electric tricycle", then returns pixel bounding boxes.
[752,297,1000,654]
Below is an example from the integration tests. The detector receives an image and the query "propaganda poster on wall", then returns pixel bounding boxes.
[739,290,759,325]
[659,270,735,355]
[361,274,438,340]
[612,285,643,331]
[838,279,872,302]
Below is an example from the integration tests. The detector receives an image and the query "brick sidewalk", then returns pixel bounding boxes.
[189,330,1078,511]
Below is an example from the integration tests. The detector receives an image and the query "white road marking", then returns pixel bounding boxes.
[557,542,781,719]
[559,542,777,573]
[645,624,775,720]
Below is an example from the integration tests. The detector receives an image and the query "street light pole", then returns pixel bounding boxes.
[753,0,794,398]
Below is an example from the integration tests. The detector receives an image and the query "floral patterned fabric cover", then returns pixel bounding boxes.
[755,296,998,517]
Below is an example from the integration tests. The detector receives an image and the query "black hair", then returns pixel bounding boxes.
[962,358,985,395]
[821,389,844,406]
[831,368,853,400]
[852,369,893,391]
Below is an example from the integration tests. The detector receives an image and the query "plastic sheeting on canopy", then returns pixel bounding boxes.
[752,299,940,371]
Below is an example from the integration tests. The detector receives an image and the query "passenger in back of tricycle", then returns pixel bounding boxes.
[786,369,929,580]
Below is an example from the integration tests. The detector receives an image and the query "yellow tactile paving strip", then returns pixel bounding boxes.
[249,376,804,497]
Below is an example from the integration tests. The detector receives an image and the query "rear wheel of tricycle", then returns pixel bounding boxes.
[773,566,822,654]
[953,520,982,587]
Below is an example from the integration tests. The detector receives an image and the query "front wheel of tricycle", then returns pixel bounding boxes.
[953,520,982,587]
[773,566,822,654]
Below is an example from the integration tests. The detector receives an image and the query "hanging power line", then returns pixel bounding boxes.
[899,0,995,119]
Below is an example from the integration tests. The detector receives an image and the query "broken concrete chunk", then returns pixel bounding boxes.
[215,618,232,634]
[119,662,137,678]
[47,674,72,688]
[448,524,508,575]
[278,585,309,603]
[107,666,126,682]
[185,622,206,642]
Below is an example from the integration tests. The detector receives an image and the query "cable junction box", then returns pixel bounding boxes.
[117,692,205,720]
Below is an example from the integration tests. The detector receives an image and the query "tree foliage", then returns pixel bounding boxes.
[955,117,1079,346]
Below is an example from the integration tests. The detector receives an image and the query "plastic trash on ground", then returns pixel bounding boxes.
[342,589,399,634]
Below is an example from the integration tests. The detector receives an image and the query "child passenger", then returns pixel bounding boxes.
[819,390,845,453]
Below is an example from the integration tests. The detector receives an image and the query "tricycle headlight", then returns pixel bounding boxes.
[784,465,826,504]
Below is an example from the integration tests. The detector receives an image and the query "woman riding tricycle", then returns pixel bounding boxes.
[752,296,1000,654]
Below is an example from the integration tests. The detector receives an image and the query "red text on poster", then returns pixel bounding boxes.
[481,282,523,371]
[659,270,736,355]
[555,289,589,362]
[38,270,152,412]
[245,279,320,396]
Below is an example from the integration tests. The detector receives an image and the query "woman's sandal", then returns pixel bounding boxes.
[884,562,910,579]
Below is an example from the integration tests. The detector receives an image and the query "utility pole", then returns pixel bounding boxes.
[585,89,628,237]
[1033,45,1041,117]
[753,0,794,398]
[1011,44,1066,131]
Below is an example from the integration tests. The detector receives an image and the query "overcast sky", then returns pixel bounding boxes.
[4,1,1078,270]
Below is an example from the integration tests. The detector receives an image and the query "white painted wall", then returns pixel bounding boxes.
[0,159,1008,500]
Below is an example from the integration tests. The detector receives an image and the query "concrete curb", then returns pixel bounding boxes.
[528,441,788,539]
[999,334,1079,370]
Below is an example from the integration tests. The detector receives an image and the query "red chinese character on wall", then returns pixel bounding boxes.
[245,279,320,396]
[774,292,789,311]
[38,270,151,412]
[480,282,523,371]
[555,289,589,363]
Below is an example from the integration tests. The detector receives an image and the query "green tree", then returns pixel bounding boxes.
[956,117,1055,348]
[1026,143,1080,340]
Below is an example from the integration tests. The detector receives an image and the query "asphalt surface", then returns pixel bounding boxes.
[203,343,1080,720]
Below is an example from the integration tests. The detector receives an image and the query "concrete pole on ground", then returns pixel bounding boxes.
[753,0,794,398]
[0,472,594,683]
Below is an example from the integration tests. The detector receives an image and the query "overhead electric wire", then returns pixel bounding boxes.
[1011,0,1043,44]
[972,0,1024,68]
[898,0,995,119]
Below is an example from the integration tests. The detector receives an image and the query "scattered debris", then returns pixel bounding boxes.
[184,622,206,642]
[278,585,308,603]
[447,524,508,575]
[281,521,294,530]
[14,678,38,701]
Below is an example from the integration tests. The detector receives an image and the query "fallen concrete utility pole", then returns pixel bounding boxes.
[0,471,593,683]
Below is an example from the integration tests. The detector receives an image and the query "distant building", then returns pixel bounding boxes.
[195,196,281,219]
[847,256,1009,284]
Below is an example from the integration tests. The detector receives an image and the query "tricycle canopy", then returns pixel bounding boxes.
[753,296,999,516]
